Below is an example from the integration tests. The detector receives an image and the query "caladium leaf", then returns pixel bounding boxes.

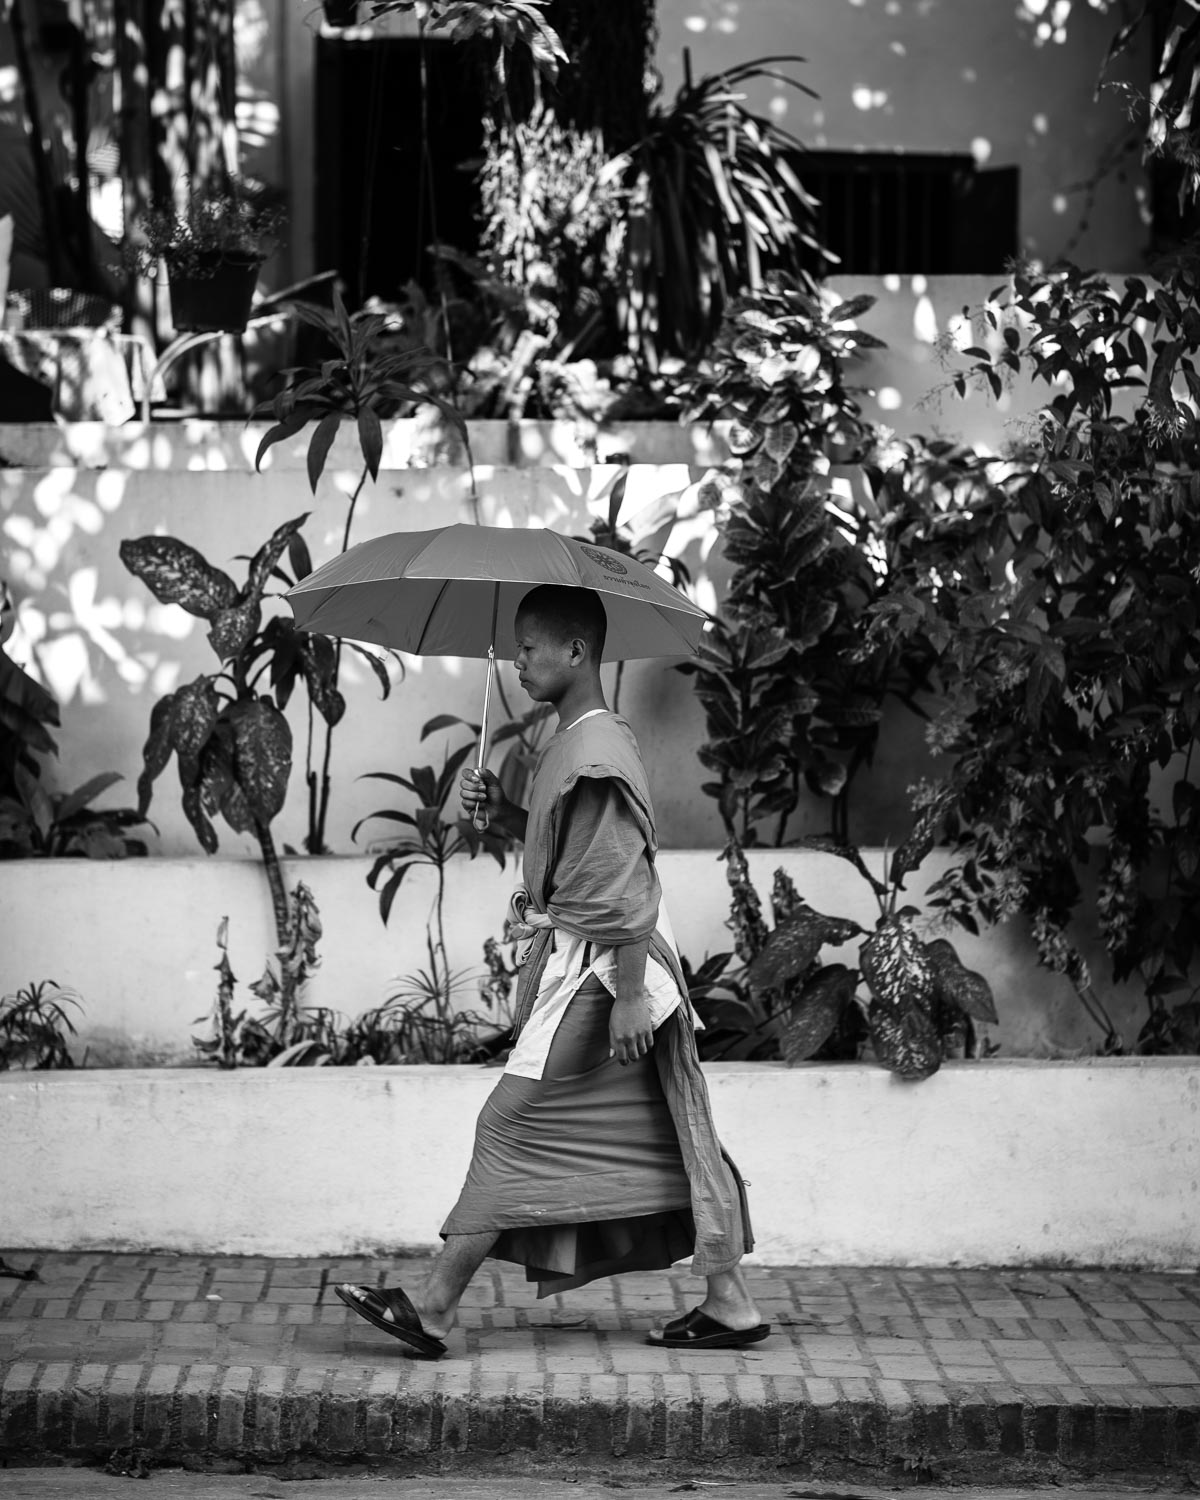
[170,677,220,763]
[299,633,345,725]
[227,698,292,825]
[120,536,238,619]
[782,964,856,1063]
[181,779,219,853]
[860,914,936,1015]
[208,599,262,662]
[868,999,942,1081]
[746,905,863,993]
[137,693,176,815]
[925,938,998,1024]
[245,515,310,604]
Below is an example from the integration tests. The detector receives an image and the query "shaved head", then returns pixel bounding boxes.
[516,585,607,662]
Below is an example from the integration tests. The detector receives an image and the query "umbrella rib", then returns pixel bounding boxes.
[414,579,451,655]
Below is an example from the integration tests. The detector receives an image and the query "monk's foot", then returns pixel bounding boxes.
[693,1292,762,1333]
[337,1283,456,1341]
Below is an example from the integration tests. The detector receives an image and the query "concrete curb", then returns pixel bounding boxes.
[3,1369,1199,1480]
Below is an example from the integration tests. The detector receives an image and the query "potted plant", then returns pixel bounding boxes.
[133,180,285,334]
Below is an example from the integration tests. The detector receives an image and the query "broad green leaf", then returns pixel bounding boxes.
[120,536,237,619]
[924,938,998,1024]
[746,906,862,993]
[861,915,935,1015]
[868,1000,941,1081]
[782,964,856,1063]
[136,694,176,815]
[170,677,220,762]
[307,412,342,493]
[227,698,292,825]
[208,599,261,662]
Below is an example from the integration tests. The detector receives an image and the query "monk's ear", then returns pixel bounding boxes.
[567,635,589,666]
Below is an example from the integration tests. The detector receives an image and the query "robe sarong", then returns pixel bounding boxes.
[442,710,753,1294]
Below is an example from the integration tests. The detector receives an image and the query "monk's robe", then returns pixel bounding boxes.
[442,709,753,1296]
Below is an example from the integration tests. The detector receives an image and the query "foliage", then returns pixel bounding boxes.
[0,646,58,799]
[366,0,567,94]
[454,54,823,404]
[677,274,893,845]
[470,101,625,378]
[120,516,393,951]
[862,256,1200,1053]
[1098,0,1200,205]
[2,604,153,859]
[724,827,997,1081]
[0,770,152,859]
[354,720,511,1060]
[131,180,285,278]
[0,980,82,1070]
[607,56,821,367]
[255,287,467,494]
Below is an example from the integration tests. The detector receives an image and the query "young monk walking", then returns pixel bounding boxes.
[338,584,766,1357]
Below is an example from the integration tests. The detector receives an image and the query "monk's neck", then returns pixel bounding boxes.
[552,680,608,732]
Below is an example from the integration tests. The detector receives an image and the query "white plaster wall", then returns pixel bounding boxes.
[0,849,1147,1065]
[5,1059,1197,1265]
[0,420,736,855]
[655,0,1151,272]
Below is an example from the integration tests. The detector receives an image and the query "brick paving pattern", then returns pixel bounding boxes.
[3,1255,1200,1477]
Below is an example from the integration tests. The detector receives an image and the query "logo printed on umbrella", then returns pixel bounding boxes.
[580,545,629,576]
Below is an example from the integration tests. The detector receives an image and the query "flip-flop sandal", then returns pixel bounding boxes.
[334,1283,447,1359]
[646,1307,771,1350]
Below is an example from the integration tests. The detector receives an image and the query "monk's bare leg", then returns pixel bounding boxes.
[339,1230,495,1339]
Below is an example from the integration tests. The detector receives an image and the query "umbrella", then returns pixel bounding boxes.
[283,523,707,826]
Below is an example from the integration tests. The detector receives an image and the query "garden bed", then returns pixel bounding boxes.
[0,850,1144,1067]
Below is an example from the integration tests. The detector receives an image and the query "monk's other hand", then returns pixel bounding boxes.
[609,997,653,1065]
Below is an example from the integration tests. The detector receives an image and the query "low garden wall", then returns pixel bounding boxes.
[5,1058,1197,1266]
[0,849,1145,1066]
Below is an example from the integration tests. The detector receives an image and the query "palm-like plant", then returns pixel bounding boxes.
[604,55,821,366]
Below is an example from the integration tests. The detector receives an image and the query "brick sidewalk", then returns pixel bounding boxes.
[3,1254,1200,1480]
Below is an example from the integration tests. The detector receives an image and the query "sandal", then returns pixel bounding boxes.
[646,1307,771,1350]
[334,1283,447,1358]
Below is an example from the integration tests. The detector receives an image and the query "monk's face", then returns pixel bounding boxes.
[513,611,578,705]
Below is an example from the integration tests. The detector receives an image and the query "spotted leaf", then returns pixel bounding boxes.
[782,964,857,1063]
[868,999,941,1081]
[924,938,998,1024]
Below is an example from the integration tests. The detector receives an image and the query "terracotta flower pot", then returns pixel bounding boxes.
[168,252,262,334]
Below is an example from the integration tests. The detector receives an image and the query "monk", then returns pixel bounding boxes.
[337,584,766,1356]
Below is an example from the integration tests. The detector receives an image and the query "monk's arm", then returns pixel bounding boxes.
[610,936,653,1064]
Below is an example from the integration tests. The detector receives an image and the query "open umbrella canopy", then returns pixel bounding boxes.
[283,523,707,663]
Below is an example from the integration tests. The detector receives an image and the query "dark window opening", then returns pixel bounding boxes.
[793,151,1020,275]
[315,35,485,306]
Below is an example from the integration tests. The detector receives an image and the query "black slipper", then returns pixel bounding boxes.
[334,1283,447,1358]
[646,1307,771,1350]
